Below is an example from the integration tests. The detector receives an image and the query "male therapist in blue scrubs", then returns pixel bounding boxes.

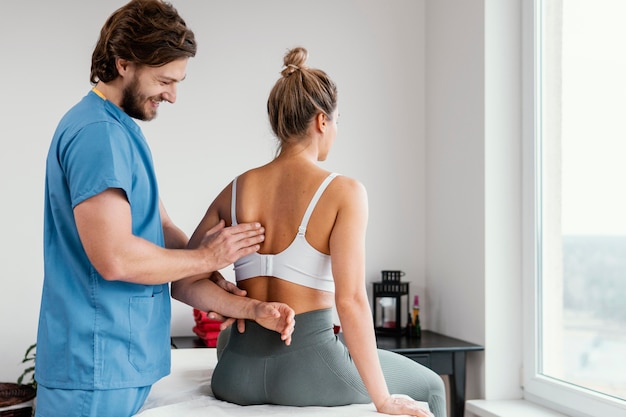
[34,1,295,416]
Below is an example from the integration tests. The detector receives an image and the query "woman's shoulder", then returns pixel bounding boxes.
[234,163,272,182]
[330,173,366,194]
[324,173,367,211]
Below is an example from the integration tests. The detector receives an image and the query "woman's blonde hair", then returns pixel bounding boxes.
[267,47,338,150]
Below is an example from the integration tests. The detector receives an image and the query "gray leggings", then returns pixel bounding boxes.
[212,309,446,417]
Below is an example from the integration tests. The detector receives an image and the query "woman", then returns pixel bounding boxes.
[173,47,445,417]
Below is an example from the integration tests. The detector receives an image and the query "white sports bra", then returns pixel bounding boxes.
[231,173,339,293]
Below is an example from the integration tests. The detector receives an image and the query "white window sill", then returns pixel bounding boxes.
[466,400,571,417]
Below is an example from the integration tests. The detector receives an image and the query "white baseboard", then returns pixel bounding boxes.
[466,399,571,417]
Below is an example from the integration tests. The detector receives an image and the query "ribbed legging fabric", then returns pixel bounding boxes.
[213,308,446,417]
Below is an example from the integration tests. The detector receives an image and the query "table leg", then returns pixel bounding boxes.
[448,351,467,417]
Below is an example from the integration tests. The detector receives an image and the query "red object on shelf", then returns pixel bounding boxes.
[192,309,222,347]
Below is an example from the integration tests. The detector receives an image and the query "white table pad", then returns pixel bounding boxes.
[136,348,425,417]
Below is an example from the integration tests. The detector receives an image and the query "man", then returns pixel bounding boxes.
[35,1,294,416]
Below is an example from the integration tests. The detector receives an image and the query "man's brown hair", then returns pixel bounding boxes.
[90,0,197,84]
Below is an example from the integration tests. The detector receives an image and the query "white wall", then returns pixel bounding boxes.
[0,0,428,383]
[425,0,487,404]
[425,0,524,404]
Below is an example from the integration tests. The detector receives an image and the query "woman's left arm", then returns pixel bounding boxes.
[330,178,433,417]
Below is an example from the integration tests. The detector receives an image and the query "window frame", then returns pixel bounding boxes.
[521,1,626,416]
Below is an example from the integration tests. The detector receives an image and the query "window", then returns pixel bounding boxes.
[523,1,626,416]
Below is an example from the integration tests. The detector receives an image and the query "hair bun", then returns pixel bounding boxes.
[281,46,308,77]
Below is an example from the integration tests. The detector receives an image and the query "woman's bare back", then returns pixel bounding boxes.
[223,160,339,313]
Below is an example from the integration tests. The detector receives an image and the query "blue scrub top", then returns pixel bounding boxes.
[36,91,171,390]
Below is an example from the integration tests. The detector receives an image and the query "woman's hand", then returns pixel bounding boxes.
[252,302,296,346]
[377,394,434,417]
[201,274,295,342]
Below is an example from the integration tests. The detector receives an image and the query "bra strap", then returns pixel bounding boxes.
[231,177,239,225]
[298,173,339,236]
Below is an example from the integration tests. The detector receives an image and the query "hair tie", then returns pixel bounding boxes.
[282,63,301,77]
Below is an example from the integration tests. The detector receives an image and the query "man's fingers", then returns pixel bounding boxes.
[197,221,265,270]
[227,222,264,237]
[205,219,226,235]
[228,224,265,246]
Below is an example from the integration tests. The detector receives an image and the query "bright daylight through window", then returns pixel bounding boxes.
[537,0,626,407]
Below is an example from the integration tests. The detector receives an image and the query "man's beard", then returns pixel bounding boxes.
[121,77,158,121]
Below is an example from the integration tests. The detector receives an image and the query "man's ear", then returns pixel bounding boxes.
[115,58,131,77]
